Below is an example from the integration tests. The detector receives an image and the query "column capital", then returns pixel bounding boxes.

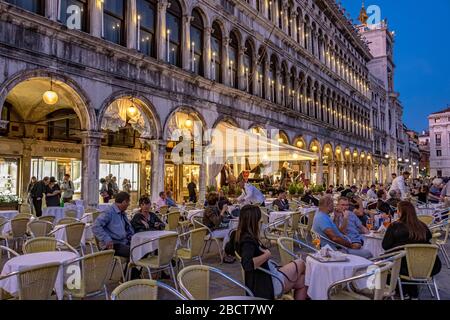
[205,27,213,35]
[158,0,170,10]
[183,14,194,23]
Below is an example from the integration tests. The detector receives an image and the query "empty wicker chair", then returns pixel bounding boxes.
[163,211,181,232]
[0,262,60,300]
[277,237,318,266]
[177,265,254,300]
[111,279,186,300]
[37,216,56,225]
[15,213,33,219]
[418,215,434,226]
[56,217,80,225]
[50,222,86,255]
[19,204,32,214]
[127,233,178,288]
[0,245,19,300]
[298,209,316,240]
[28,220,53,238]
[65,210,79,219]
[63,250,115,300]
[23,237,78,254]
[5,217,30,252]
[175,227,207,269]
[159,206,169,215]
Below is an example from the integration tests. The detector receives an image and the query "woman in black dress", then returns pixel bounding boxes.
[382,201,441,299]
[235,205,307,300]
[45,177,61,207]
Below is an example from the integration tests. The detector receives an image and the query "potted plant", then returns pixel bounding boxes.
[220,185,229,196]
[206,185,217,193]
[288,183,298,198]
[0,194,21,211]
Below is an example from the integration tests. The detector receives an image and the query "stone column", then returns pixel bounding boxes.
[139,148,149,200]
[182,14,193,71]
[127,0,138,50]
[46,0,58,21]
[21,139,34,200]
[263,58,270,100]
[204,27,212,80]
[304,161,311,180]
[293,77,300,111]
[328,161,335,187]
[276,70,282,105]
[90,0,103,38]
[156,0,169,61]
[339,162,345,186]
[251,52,258,95]
[149,140,167,203]
[223,37,231,86]
[80,131,103,208]
[291,11,297,41]
[238,48,246,91]
[317,153,324,186]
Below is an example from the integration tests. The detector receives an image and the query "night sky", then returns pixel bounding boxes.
[341,0,450,133]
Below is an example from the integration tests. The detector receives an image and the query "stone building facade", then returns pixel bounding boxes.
[429,107,450,178]
[0,0,406,207]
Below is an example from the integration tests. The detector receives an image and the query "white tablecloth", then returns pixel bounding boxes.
[130,230,178,261]
[0,251,78,300]
[363,233,384,258]
[63,203,85,216]
[43,207,83,222]
[0,210,18,220]
[269,211,296,224]
[305,254,373,300]
[187,209,204,221]
[53,223,93,246]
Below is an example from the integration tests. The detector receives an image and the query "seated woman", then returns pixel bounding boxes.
[382,201,442,299]
[203,192,229,230]
[131,196,166,233]
[272,189,290,211]
[236,205,308,300]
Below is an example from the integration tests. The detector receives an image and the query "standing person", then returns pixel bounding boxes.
[30,177,50,217]
[122,178,131,194]
[45,177,61,207]
[100,178,110,203]
[187,179,197,203]
[60,174,75,203]
[382,201,442,299]
[27,177,37,214]
[388,171,411,200]
[110,176,119,199]
[237,179,266,206]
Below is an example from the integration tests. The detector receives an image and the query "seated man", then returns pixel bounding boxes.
[376,189,395,216]
[301,190,319,206]
[165,190,177,208]
[366,185,378,201]
[333,197,369,249]
[272,189,290,211]
[386,190,401,208]
[312,195,372,259]
[155,191,167,211]
[92,192,134,258]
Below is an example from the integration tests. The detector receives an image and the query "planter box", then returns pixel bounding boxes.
[0,203,19,211]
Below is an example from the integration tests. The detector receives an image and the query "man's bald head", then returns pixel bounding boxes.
[319,195,334,214]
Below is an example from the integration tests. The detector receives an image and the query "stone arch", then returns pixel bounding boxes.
[163,105,208,141]
[191,5,210,28]
[97,91,162,139]
[293,136,306,149]
[0,69,95,131]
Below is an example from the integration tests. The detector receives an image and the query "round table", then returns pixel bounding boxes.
[362,233,385,258]
[130,230,178,261]
[0,210,18,220]
[187,209,204,221]
[305,254,373,300]
[0,251,79,300]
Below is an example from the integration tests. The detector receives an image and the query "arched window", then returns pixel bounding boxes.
[296,9,302,44]
[59,0,88,32]
[6,0,44,15]
[277,0,283,29]
[311,24,316,56]
[256,48,266,99]
[256,0,261,13]
[137,0,157,58]
[304,21,309,50]
[103,0,126,46]
[211,22,223,83]
[244,41,253,94]
[190,9,204,76]
[290,71,296,109]
[287,8,292,37]
[229,32,239,89]
[281,66,288,107]
[269,56,277,103]
[47,109,81,142]
[166,0,182,67]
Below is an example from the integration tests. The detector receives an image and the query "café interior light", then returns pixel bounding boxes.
[311,145,318,152]
[127,104,137,116]
[185,118,193,128]
[296,141,304,148]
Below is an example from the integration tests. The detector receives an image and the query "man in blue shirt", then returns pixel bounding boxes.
[93,192,134,258]
[313,195,372,259]
[165,190,178,208]
[333,197,369,249]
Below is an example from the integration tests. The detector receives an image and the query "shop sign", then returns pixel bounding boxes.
[33,142,82,158]
[0,138,23,155]
[100,147,142,162]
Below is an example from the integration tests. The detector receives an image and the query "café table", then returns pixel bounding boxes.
[130,230,178,261]
[0,210,18,220]
[362,232,385,258]
[43,206,83,223]
[0,251,79,300]
[304,253,373,300]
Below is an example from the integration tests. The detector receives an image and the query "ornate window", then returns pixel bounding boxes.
[211,22,223,83]
[137,0,157,58]
[166,0,182,67]
[229,33,239,89]
[103,0,126,46]
[190,9,204,75]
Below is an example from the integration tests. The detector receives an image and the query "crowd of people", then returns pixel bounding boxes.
[99,174,132,203]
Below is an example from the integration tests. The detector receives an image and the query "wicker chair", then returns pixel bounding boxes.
[190,216,225,263]
[159,206,169,215]
[277,237,318,266]
[27,220,53,238]
[22,237,78,254]
[15,213,33,219]
[56,217,80,225]
[177,265,254,300]
[430,220,450,269]
[261,216,291,247]
[163,211,181,232]
[274,211,302,239]
[111,279,187,300]
[175,227,207,269]
[298,209,316,240]
[127,233,178,289]
[4,217,30,252]
[63,250,115,300]
[65,210,79,219]
[19,203,32,214]
[385,244,441,300]
[49,222,86,255]
[37,216,56,225]
[418,215,434,226]
[0,262,61,300]
[0,245,19,300]
[327,261,393,300]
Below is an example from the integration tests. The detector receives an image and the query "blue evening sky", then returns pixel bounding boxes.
[341,0,450,133]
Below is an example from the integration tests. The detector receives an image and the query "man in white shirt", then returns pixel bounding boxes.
[388,171,410,200]
[366,184,378,201]
[237,180,266,206]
